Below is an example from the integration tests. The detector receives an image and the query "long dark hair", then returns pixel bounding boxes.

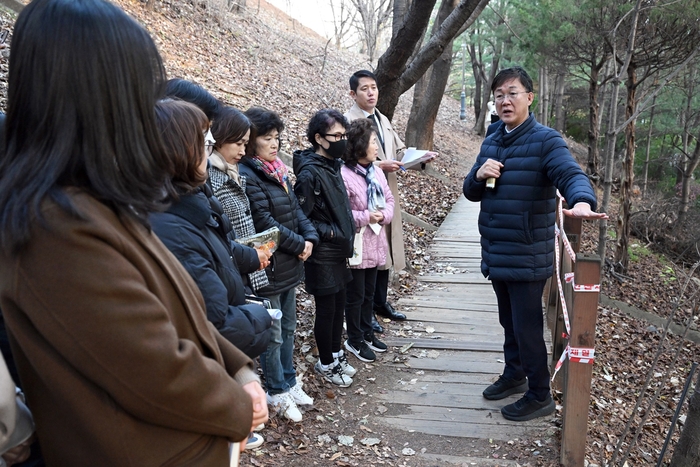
[155,99,209,196]
[0,0,173,254]
[211,106,250,150]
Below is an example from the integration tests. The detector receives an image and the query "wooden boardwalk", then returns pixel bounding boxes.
[377,197,553,448]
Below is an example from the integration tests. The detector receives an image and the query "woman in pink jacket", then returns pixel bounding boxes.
[341,119,395,365]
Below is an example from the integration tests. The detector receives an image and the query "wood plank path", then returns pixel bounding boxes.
[376,197,554,452]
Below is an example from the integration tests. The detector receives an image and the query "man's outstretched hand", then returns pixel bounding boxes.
[563,202,608,219]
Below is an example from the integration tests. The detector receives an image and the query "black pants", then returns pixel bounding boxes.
[313,289,346,366]
[492,279,550,401]
[372,268,389,308]
[345,267,378,347]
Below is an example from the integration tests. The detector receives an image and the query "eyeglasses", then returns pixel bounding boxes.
[322,133,347,141]
[203,128,216,156]
[494,91,530,103]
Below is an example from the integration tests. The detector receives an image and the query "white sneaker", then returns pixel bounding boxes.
[335,350,357,377]
[244,432,264,450]
[288,383,314,406]
[267,392,302,422]
[314,360,353,387]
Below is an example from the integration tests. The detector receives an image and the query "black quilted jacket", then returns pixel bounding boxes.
[239,157,319,295]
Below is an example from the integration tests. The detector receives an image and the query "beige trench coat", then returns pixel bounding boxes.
[345,103,406,271]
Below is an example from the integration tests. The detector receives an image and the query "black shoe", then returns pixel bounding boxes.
[374,302,406,321]
[501,394,555,421]
[364,334,387,353]
[482,375,528,400]
[344,340,376,363]
[371,315,384,334]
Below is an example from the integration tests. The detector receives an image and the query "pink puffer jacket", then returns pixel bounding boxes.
[341,164,395,269]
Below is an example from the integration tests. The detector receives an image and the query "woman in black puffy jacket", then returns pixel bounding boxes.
[150,99,272,359]
[239,107,319,423]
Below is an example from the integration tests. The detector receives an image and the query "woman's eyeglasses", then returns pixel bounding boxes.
[204,128,216,156]
[323,133,347,141]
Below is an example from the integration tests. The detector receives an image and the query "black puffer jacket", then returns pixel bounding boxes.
[239,157,319,295]
[150,187,272,359]
[463,113,597,282]
[293,149,354,263]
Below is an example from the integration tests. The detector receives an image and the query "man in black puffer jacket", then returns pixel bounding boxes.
[463,67,608,422]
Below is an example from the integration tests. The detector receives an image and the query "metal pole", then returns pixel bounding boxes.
[459,41,466,120]
[656,362,699,466]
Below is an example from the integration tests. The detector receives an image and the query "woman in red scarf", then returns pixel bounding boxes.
[239,107,319,423]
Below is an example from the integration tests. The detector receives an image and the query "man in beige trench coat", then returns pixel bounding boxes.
[344,69,437,331]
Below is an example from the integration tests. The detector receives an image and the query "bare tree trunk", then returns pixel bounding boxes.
[587,59,601,178]
[597,0,644,263]
[405,69,431,145]
[374,0,489,120]
[553,69,566,133]
[641,91,656,197]
[474,53,499,136]
[676,67,697,226]
[405,0,458,149]
[468,35,483,122]
[678,137,700,226]
[392,0,411,39]
[670,371,700,467]
[539,66,550,126]
[614,64,637,270]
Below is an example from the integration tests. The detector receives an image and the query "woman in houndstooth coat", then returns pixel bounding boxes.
[209,106,270,294]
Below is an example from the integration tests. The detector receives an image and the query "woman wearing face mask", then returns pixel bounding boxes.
[293,109,356,387]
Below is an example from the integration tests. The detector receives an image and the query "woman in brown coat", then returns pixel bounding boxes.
[0,0,265,465]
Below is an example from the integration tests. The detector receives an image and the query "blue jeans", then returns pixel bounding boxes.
[260,288,298,395]
[492,279,550,401]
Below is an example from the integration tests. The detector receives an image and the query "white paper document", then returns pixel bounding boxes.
[401,147,432,169]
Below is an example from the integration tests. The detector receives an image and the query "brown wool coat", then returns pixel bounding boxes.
[0,190,254,466]
[345,102,406,271]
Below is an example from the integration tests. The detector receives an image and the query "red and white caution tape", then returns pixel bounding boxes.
[552,345,568,379]
[551,193,600,381]
[554,227,571,337]
[555,192,577,262]
[573,282,601,292]
[552,345,596,381]
[569,347,595,364]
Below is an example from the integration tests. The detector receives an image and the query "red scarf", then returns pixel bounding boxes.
[252,156,289,192]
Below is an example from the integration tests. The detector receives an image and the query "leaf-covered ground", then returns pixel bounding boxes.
[2,1,699,465]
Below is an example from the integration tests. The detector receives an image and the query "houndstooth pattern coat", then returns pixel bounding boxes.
[208,165,269,293]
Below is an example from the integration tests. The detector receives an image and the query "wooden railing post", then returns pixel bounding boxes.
[561,253,601,467]
[548,201,583,390]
